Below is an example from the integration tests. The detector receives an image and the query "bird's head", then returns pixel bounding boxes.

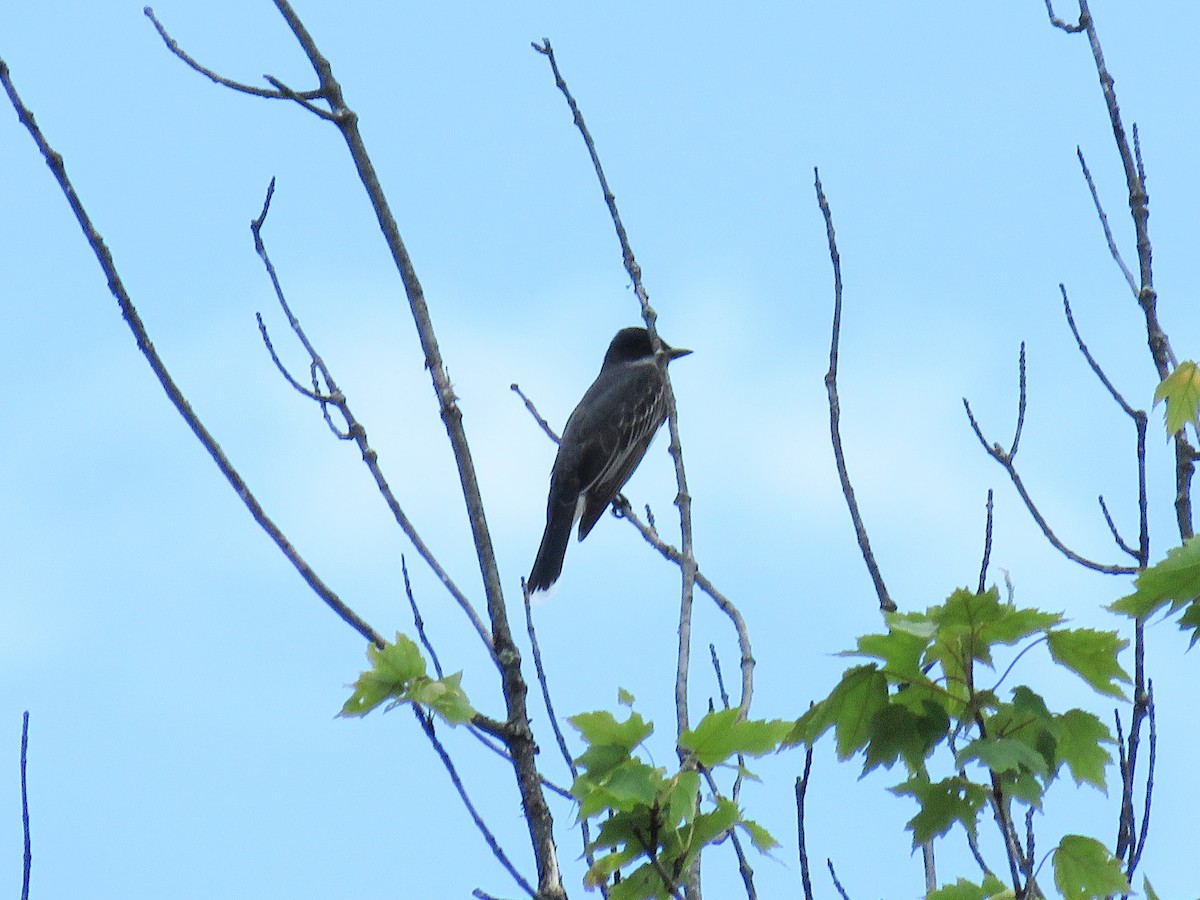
[602,327,692,370]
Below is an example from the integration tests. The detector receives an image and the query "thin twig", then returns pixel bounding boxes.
[977,489,994,594]
[510,383,560,442]
[816,169,895,614]
[795,750,815,900]
[1060,285,1139,418]
[1130,679,1156,875]
[522,582,604,892]
[709,644,732,711]
[1042,0,1086,32]
[1075,147,1138,297]
[965,827,995,880]
[144,7,336,119]
[402,555,443,678]
[826,858,851,900]
[1061,275,1156,575]
[1050,0,1194,539]
[1112,708,1133,860]
[415,709,536,899]
[1098,496,1139,560]
[20,711,31,900]
[250,179,494,652]
[614,497,755,718]
[1024,806,1037,888]
[708,644,746,809]
[963,348,1137,576]
[404,560,567,796]
[0,53,386,650]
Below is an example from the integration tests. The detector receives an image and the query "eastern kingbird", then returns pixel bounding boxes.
[527,326,691,595]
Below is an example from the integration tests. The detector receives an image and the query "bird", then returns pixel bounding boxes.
[527,326,691,596]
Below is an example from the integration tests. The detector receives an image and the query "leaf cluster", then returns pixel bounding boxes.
[569,705,789,900]
[786,587,1131,897]
[339,633,475,725]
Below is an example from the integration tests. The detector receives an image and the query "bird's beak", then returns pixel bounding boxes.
[666,345,692,361]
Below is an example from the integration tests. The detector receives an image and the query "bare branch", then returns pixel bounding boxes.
[521,582,604,892]
[1098,495,1139,560]
[152,6,562,892]
[532,43,700,780]
[1023,806,1037,888]
[826,858,851,900]
[1042,0,1086,32]
[816,168,895,613]
[697,766,757,900]
[795,750,815,900]
[249,179,494,652]
[415,709,536,899]
[1049,1,1195,540]
[977,489,994,594]
[510,383,560,442]
[1130,679,1156,876]
[0,53,386,650]
[1009,342,1028,459]
[1075,147,1138,297]
[963,345,1137,576]
[965,827,995,881]
[402,555,444,678]
[143,7,335,119]
[1114,708,1133,861]
[613,496,755,719]
[20,711,30,900]
[709,644,732,712]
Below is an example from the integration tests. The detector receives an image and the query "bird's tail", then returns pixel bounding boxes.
[527,499,576,597]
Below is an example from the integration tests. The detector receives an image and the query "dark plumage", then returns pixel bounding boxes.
[527,327,690,595]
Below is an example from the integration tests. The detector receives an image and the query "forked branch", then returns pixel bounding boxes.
[0,55,385,650]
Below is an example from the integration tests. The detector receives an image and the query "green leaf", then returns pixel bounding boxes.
[785,665,888,757]
[679,709,791,768]
[663,770,700,826]
[1046,629,1130,699]
[738,817,780,853]
[956,735,1050,777]
[848,627,930,682]
[1052,835,1131,900]
[617,687,636,707]
[1154,360,1200,435]
[830,665,889,758]
[689,797,740,849]
[1180,601,1200,648]
[1144,876,1161,900]
[339,634,428,717]
[576,743,632,781]
[890,775,987,845]
[597,760,663,813]
[862,700,949,774]
[1055,709,1113,791]
[1112,536,1200,621]
[606,862,662,900]
[570,710,654,753]
[412,671,476,725]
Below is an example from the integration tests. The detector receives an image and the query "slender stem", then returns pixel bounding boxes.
[816,169,894,614]
[20,711,31,900]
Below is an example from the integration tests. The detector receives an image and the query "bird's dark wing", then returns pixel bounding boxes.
[570,362,669,540]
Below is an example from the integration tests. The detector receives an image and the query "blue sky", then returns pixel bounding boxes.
[3,2,1199,897]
